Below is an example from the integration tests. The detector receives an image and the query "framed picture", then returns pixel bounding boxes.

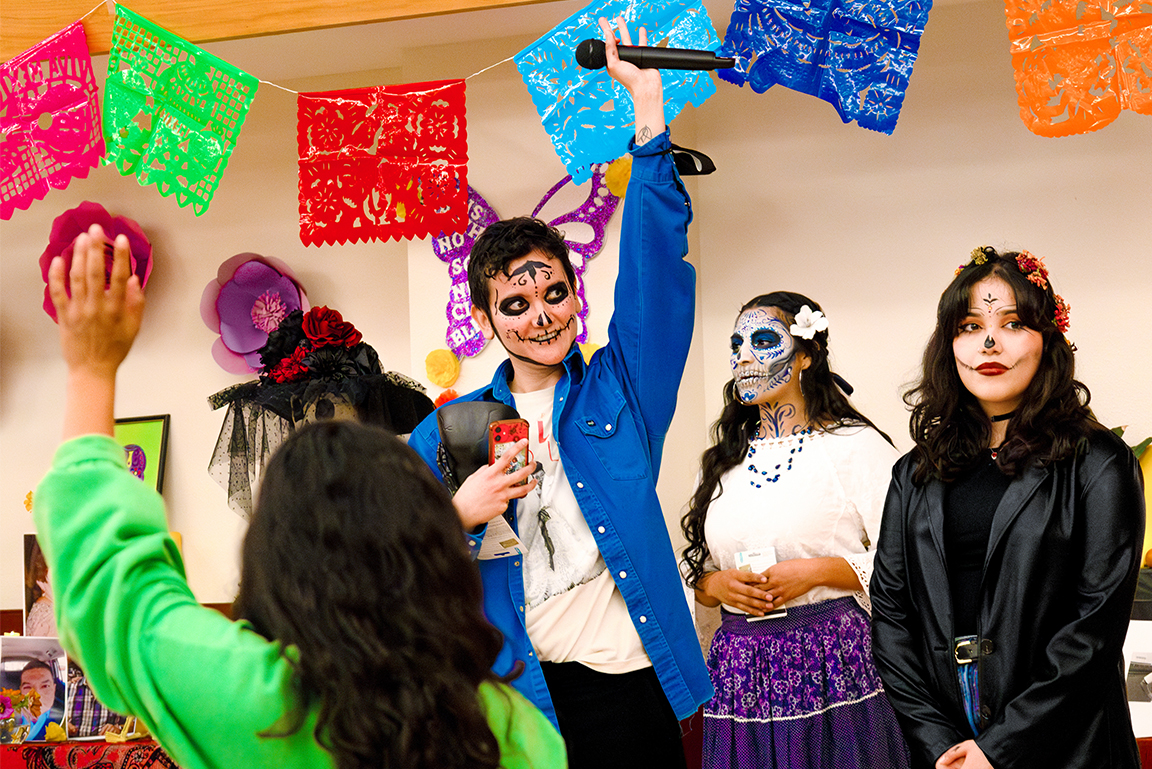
[23,534,56,637]
[1128,653,1152,702]
[0,636,68,742]
[113,415,170,493]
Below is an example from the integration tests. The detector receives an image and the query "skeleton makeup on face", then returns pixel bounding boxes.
[953,276,1043,416]
[474,252,579,372]
[730,308,799,405]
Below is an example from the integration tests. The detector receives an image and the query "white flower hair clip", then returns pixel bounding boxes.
[790,305,828,340]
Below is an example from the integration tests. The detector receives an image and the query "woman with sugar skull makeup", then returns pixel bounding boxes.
[681,291,911,769]
[871,247,1144,769]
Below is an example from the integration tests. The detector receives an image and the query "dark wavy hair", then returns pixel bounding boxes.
[468,217,575,324]
[233,421,506,769]
[680,292,891,588]
[904,247,1101,484]
[21,659,53,678]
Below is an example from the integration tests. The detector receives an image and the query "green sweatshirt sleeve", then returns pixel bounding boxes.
[479,681,568,768]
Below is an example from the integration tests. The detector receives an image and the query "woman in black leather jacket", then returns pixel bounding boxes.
[871,246,1145,769]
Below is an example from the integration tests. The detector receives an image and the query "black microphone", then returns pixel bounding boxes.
[575,38,735,71]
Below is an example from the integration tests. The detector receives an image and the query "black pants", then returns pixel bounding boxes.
[541,661,687,769]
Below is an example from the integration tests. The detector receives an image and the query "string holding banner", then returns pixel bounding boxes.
[0,22,104,221]
[1,4,502,229]
[103,4,259,216]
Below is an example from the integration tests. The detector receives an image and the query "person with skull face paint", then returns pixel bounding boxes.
[680,292,911,769]
[871,248,1144,769]
[406,15,711,769]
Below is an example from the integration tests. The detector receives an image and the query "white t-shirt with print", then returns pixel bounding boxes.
[513,386,650,673]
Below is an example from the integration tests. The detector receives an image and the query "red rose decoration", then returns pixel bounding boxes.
[268,346,310,383]
[302,306,362,348]
[1053,295,1071,334]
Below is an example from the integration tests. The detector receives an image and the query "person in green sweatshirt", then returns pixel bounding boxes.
[33,224,566,769]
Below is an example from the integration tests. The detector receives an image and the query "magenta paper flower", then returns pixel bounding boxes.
[201,253,309,374]
[1,693,13,720]
[39,201,154,322]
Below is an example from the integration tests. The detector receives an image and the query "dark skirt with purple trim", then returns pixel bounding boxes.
[703,597,911,769]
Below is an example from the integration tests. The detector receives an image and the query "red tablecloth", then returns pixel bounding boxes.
[0,740,177,769]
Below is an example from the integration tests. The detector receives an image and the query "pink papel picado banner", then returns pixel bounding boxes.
[1,21,104,221]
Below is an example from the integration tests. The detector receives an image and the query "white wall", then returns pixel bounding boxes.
[691,0,1152,455]
[2,0,1149,621]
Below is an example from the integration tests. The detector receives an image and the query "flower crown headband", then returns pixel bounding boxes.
[956,246,1071,334]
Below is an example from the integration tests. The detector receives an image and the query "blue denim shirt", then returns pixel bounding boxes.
[408,131,712,728]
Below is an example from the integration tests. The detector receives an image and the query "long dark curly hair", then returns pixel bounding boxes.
[233,420,506,769]
[904,247,1101,484]
[680,292,891,589]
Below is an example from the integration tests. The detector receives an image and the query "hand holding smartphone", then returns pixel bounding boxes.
[488,419,530,485]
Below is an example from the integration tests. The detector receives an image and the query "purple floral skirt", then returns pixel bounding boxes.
[703,597,910,769]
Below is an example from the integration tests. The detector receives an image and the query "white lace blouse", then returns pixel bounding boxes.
[701,426,899,613]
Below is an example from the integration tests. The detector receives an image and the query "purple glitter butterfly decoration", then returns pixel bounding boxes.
[432,164,620,359]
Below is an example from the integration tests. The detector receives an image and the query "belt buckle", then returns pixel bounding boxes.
[954,637,979,665]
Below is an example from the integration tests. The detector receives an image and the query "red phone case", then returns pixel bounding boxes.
[488,419,529,484]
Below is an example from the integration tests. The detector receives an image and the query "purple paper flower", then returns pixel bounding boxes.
[1,693,13,720]
[201,253,309,374]
[39,201,154,322]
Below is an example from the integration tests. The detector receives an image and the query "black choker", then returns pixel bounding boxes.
[990,412,1015,422]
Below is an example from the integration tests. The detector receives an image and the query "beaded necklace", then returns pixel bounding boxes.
[747,428,813,488]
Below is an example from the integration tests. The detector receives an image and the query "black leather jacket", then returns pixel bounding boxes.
[872,429,1144,768]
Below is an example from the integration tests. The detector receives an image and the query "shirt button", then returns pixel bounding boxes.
[576,482,584,489]
[519,605,525,612]
[639,616,647,623]
[619,571,627,579]
[605,424,612,431]
[513,561,520,566]
[598,526,606,534]
[586,419,595,426]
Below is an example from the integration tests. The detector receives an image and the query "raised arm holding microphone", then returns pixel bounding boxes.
[575,37,735,71]
[407,16,712,769]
